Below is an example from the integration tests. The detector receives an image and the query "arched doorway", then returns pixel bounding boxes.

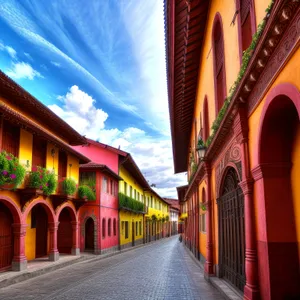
[85,218,94,251]
[0,202,14,271]
[31,205,48,258]
[258,92,300,299]
[57,208,73,254]
[217,167,245,291]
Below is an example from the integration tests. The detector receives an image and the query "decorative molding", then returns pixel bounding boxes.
[247,2,300,115]
[251,162,292,181]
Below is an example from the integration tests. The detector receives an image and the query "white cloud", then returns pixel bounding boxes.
[6,62,43,80]
[24,52,33,60]
[51,61,61,67]
[49,86,187,198]
[0,41,17,59]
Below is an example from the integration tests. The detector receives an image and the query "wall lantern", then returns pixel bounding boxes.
[196,137,206,160]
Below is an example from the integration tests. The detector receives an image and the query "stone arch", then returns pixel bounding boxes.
[81,214,98,252]
[22,198,55,223]
[55,202,77,223]
[253,82,300,299]
[0,195,22,224]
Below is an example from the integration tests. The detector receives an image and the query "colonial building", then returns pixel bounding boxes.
[0,71,89,272]
[144,189,170,242]
[166,0,300,299]
[73,139,122,255]
[163,198,180,235]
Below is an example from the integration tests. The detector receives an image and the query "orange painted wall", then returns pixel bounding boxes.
[248,49,300,247]
[198,181,207,258]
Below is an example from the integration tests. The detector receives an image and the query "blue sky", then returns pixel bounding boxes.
[0,0,186,198]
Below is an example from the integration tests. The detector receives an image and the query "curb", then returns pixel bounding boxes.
[0,235,176,289]
[182,243,242,300]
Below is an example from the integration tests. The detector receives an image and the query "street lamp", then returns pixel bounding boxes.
[196,137,206,160]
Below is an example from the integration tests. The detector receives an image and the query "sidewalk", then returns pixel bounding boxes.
[0,236,173,289]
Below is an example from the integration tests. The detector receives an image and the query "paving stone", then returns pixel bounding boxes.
[0,236,224,300]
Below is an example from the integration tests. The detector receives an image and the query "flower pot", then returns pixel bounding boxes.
[0,183,15,190]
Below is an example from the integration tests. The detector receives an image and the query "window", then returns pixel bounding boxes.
[113,218,117,236]
[125,221,129,239]
[121,221,124,235]
[237,0,256,57]
[80,172,96,192]
[203,97,209,142]
[136,221,138,236]
[124,182,127,195]
[137,192,140,201]
[32,135,47,170]
[130,186,133,198]
[102,177,108,193]
[102,218,106,238]
[212,14,226,115]
[134,189,136,199]
[1,120,20,157]
[200,213,206,233]
[58,151,67,179]
[108,218,111,236]
[139,221,142,235]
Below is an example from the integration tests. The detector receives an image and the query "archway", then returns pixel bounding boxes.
[257,89,300,299]
[0,202,14,271]
[31,205,48,258]
[57,208,73,254]
[85,218,94,251]
[24,201,55,261]
[217,167,245,291]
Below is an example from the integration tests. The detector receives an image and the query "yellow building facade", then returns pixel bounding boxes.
[166,0,300,299]
[0,71,89,271]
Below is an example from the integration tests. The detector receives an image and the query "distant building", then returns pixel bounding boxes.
[163,198,180,235]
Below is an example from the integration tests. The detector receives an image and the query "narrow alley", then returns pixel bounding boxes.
[0,237,224,300]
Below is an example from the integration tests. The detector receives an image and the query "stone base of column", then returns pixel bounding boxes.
[71,248,80,256]
[49,252,59,261]
[244,284,260,300]
[11,259,27,271]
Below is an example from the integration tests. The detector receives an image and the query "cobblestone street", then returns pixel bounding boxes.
[0,236,224,300]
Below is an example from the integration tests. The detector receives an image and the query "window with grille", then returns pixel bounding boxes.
[136,221,138,236]
[108,218,111,236]
[213,18,226,115]
[1,120,20,157]
[102,218,106,238]
[113,218,117,236]
[125,221,129,239]
[139,221,142,235]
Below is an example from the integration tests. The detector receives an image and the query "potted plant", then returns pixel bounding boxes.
[62,178,77,196]
[0,151,26,189]
[165,215,170,222]
[28,166,57,196]
[78,185,96,201]
[151,214,157,221]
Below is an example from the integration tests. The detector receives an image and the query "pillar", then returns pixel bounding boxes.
[204,162,214,277]
[235,105,259,299]
[49,222,59,261]
[11,223,27,271]
[71,221,80,255]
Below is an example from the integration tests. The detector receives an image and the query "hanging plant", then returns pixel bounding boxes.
[28,166,57,196]
[151,214,157,221]
[165,215,169,222]
[62,178,77,196]
[0,151,26,189]
[201,203,207,211]
[78,185,96,201]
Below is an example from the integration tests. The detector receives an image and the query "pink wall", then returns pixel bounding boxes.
[73,143,119,174]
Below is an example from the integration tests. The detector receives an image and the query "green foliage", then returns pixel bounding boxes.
[80,178,96,192]
[78,185,96,201]
[28,167,57,196]
[119,192,144,213]
[161,217,166,223]
[165,215,170,222]
[151,214,158,221]
[201,204,207,211]
[0,151,26,189]
[205,0,274,148]
[62,178,77,195]
[197,137,205,148]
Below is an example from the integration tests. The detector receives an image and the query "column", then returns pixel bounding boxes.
[204,162,214,277]
[235,106,259,299]
[49,222,59,261]
[71,221,80,255]
[12,223,27,271]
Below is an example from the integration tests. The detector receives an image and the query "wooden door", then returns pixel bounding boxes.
[57,209,72,254]
[0,203,13,271]
[34,206,48,258]
[217,168,245,291]
[85,218,94,250]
